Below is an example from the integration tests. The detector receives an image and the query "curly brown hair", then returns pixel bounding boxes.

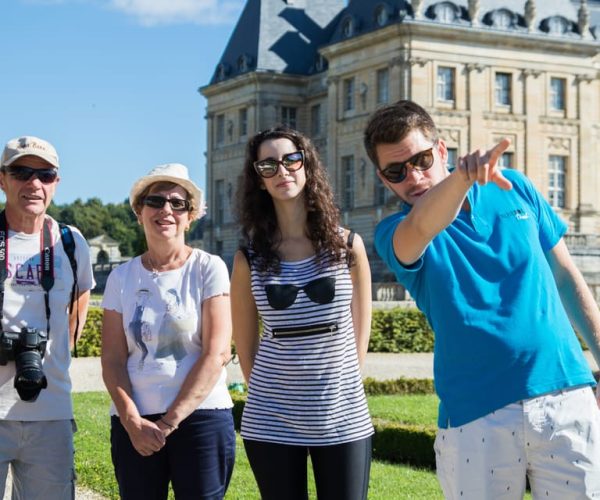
[236,126,347,273]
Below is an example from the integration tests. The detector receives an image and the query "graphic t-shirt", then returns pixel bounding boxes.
[102,249,233,415]
[0,219,95,420]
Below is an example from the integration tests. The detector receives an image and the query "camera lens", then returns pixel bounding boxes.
[14,350,47,402]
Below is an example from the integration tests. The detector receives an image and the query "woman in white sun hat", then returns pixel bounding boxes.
[101,163,235,500]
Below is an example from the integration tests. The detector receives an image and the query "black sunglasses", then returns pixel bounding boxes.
[265,276,335,310]
[379,146,436,183]
[254,150,304,178]
[143,195,190,212]
[4,165,58,184]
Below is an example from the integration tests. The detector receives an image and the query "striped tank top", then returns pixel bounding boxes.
[240,247,373,446]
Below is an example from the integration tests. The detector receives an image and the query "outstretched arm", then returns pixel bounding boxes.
[546,239,600,406]
[392,138,512,265]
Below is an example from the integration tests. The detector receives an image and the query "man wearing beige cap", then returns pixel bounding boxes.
[0,136,95,499]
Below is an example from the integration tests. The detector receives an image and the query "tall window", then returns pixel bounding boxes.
[495,73,512,106]
[343,77,355,111]
[214,179,225,225]
[548,155,566,209]
[376,68,389,104]
[437,67,455,102]
[375,176,389,205]
[550,77,566,111]
[281,106,297,129]
[342,156,355,210]
[446,147,458,169]
[498,152,514,168]
[215,114,225,146]
[239,108,248,138]
[311,104,321,136]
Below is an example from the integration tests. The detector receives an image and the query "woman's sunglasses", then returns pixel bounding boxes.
[143,195,190,212]
[379,146,435,183]
[253,150,304,178]
[4,165,58,184]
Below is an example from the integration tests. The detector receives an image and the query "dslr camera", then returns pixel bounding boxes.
[0,327,48,402]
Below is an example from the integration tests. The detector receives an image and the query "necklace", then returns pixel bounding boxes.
[144,250,190,278]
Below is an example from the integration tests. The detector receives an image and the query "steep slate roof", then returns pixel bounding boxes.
[210,0,599,85]
[210,0,345,84]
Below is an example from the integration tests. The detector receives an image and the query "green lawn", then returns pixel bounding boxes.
[368,394,439,426]
[74,392,443,499]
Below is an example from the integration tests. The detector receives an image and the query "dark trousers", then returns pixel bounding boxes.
[111,409,235,500]
[244,436,372,500]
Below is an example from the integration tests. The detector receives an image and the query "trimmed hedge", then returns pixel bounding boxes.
[230,393,437,469]
[363,377,435,396]
[369,308,434,353]
[372,418,436,468]
[76,306,436,357]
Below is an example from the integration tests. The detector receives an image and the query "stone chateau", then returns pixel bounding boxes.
[199,0,600,300]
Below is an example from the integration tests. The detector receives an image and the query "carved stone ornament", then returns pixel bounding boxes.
[525,0,536,32]
[412,0,424,19]
[579,0,590,38]
[468,0,480,26]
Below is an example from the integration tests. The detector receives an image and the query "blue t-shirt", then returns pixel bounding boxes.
[375,169,595,428]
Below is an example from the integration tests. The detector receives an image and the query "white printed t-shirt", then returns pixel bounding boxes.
[0,219,95,420]
[102,249,233,416]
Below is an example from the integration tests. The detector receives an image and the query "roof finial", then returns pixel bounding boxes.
[468,0,480,26]
[524,0,536,32]
[412,0,424,19]
[579,0,590,38]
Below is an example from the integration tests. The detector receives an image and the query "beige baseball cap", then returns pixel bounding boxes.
[1,136,60,168]
[129,163,206,220]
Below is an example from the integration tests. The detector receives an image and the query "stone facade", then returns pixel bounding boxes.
[200,0,600,283]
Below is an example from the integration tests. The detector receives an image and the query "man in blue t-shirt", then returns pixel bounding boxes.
[365,100,600,498]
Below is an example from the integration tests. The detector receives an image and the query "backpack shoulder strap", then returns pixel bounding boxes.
[59,223,81,356]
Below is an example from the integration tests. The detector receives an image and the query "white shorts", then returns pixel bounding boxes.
[0,419,76,500]
[434,386,600,500]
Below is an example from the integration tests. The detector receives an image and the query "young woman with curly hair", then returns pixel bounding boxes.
[231,126,374,500]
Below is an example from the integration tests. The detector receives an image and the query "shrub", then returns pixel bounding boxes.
[75,307,103,357]
[369,308,434,352]
[372,418,436,468]
[363,377,435,396]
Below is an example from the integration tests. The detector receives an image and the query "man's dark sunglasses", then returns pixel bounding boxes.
[4,165,58,184]
[254,150,304,178]
[143,195,190,212]
[379,146,436,183]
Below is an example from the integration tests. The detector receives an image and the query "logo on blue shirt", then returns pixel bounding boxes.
[500,208,529,221]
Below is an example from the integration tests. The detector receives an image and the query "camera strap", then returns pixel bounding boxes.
[0,211,55,339]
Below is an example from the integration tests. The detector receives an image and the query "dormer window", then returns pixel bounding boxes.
[375,4,390,27]
[492,9,514,29]
[434,3,457,23]
[216,63,229,81]
[237,54,252,73]
[315,55,326,73]
[342,16,355,38]
[547,16,569,35]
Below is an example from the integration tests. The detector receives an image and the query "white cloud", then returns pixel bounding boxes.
[109,0,244,26]
[21,0,244,25]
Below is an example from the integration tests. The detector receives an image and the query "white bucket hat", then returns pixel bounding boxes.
[129,163,205,220]
[1,136,60,168]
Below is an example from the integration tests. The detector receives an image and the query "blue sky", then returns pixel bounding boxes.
[0,0,244,205]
